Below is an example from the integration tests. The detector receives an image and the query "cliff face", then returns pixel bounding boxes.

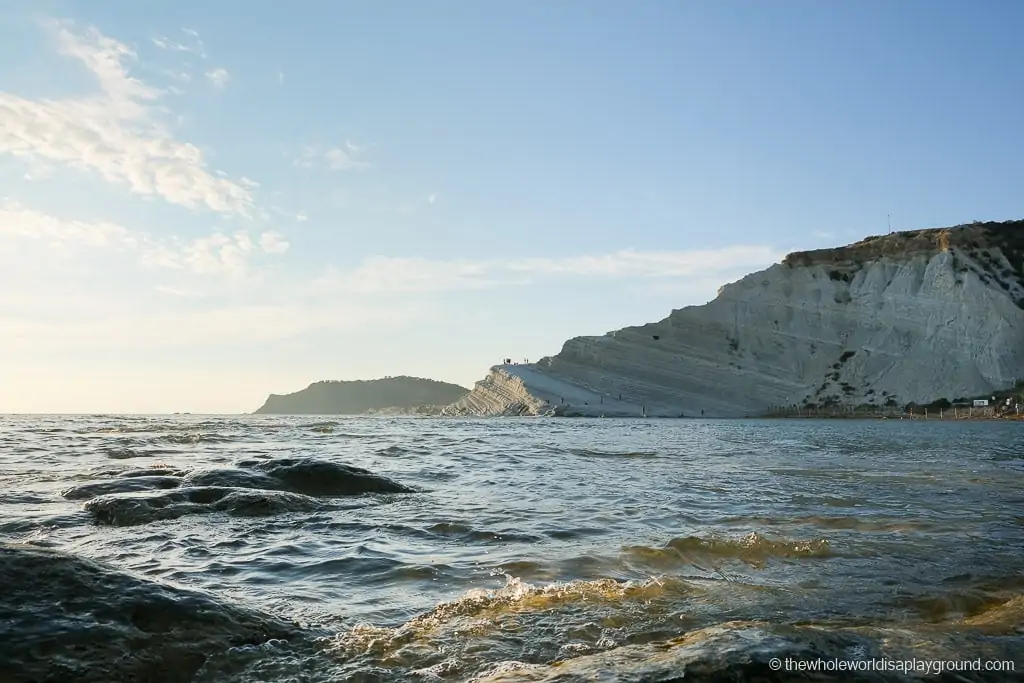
[446,221,1024,417]
[255,376,469,415]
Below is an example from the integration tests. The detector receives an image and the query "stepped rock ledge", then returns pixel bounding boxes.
[444,220,1024,418]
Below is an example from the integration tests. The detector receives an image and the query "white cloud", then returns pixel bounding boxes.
[0,22,254,215]
[205,67,230,88]
[0,198,140,251]
[295,212,308,223]
[295,143,368,171]
[318,246,785,294]
[324,147,361,169]
[427,193,437,204]
[164,70,191,84]
[277,71,285,85]
[0,200,287,279]
[506,246,784,277]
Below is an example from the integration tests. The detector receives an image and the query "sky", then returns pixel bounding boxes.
[2,1,1023,413]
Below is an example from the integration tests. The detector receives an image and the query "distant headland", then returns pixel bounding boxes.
[253,376,469,415]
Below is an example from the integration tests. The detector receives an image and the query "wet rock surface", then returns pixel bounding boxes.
[237,457,416,496]
[0,543,304,683]
[61,475,183,500]
[181,468,282,490]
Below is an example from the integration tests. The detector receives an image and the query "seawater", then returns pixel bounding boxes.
[2,415,1022,680]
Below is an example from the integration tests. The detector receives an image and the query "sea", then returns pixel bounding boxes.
[1,414,1022,681]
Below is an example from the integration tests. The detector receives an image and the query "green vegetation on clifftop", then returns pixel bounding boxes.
[254,376,469,415]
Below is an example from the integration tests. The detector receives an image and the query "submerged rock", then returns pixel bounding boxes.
[84,487,323,526]
[236,457,415,496]
[61,475,183,501]
[474,620,1024,682]
[0,543,301,683]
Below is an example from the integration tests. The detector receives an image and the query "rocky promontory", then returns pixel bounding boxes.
[254,376,468,415]
[445,220,1024,417]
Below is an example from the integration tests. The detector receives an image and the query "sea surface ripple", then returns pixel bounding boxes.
[1,415,1022,680]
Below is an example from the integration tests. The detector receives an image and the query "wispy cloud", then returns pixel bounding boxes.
[0,21,253,215]
[205,67,230,88]
[505,246,783,277]
[295,141,368,171]
[0,198,139,251]
[259,231,290,254]
[152,27,207,59]
[154,285,202,297]
[0,200,287,279]
[0,300,436,352]
[427,193,437,204]
[317,246,785,294]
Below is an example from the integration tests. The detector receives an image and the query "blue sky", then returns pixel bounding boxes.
[2,1,1022,413]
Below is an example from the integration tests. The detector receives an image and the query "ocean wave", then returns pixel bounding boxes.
[160,432,237,445]
[334,573,697,656]
[103,447,183,459]
[716,514,937,533]
[565,447,660,458]
[622,532,833,570]
[303,421,338,433]
[425,522,543,544]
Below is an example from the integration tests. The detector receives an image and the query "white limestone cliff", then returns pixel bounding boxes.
[444,222,1024,417]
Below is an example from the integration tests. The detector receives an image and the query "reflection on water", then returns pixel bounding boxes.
[1,415,1022,680]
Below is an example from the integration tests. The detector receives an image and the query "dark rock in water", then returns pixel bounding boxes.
[70,458,413,526]
[84,487,323,526]
[172,459,414,497]
[61,476,183,501]
[0,543,301,683]
[237,457,415,496]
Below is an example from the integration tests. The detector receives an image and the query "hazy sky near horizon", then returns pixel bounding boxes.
[2,2,1023,413]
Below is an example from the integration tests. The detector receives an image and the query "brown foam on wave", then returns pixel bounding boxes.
[963,594,1024,630]
[622,532,833,570]
[333,574,702,658]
